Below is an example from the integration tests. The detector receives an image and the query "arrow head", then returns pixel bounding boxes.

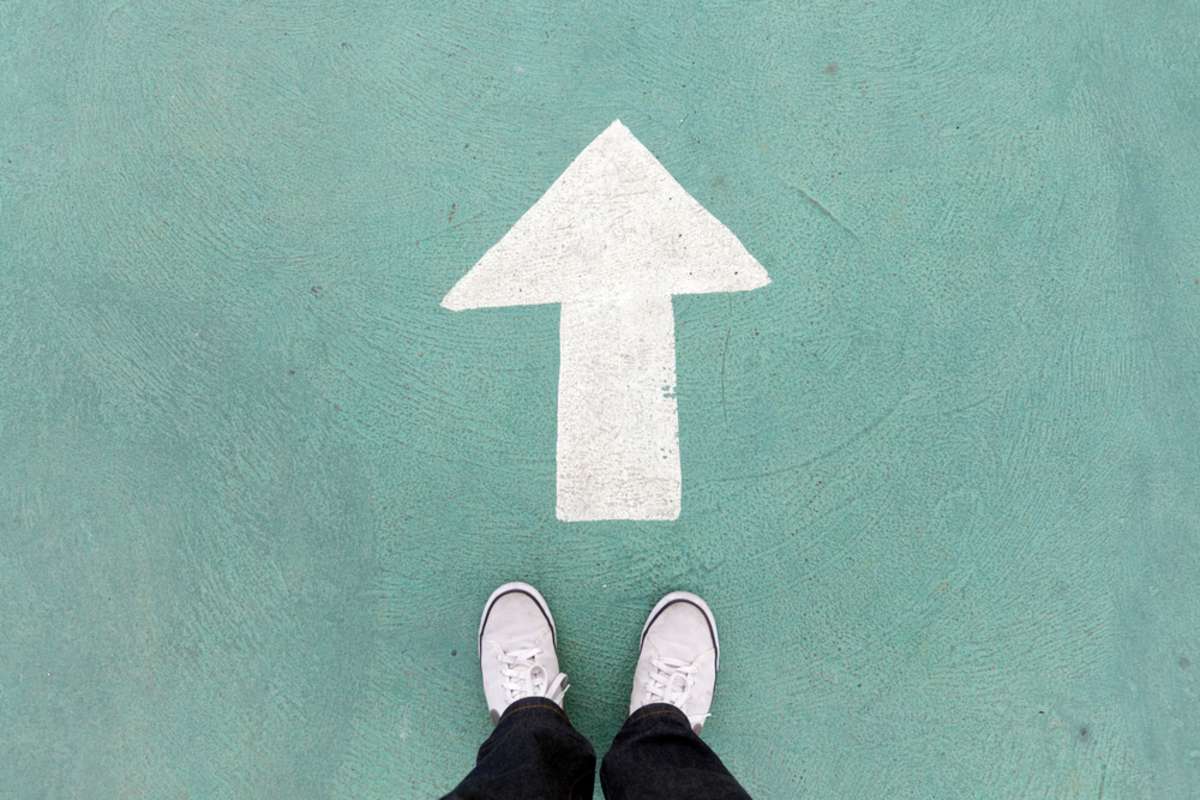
[442,120,770,311]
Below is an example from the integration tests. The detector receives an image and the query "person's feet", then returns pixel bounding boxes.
[629,591,720,733]
[478,582,569,723]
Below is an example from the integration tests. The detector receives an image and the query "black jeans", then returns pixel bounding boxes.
[443,698,751,799]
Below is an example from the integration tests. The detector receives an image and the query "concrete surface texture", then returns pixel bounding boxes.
[2,2,1198,798]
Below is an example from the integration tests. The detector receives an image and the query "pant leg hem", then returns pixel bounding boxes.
[496,697,571,726]
[624,702,691,728]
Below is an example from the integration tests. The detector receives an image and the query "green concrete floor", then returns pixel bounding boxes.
[3,2,1199,798]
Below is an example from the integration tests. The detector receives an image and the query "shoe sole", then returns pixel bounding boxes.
[478,581,558,657]
[639,591,720,671]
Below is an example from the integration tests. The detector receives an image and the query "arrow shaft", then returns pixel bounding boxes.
[556,295,681,521]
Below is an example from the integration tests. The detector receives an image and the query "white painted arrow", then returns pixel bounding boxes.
[442,120,770,521]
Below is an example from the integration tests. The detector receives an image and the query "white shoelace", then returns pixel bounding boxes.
[643,656,710,729]
[643,656,697,707]
[499,647,568,704]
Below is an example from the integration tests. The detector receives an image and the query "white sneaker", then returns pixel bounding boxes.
[478,582,569,723]
[629,591,720,733]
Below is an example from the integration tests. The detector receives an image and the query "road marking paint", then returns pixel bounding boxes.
[443,120,770,521]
